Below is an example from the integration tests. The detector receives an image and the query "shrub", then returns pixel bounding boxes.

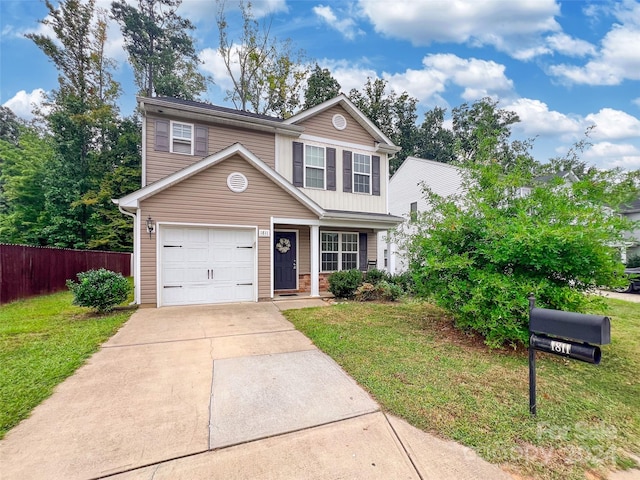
[364,268,389,284]
[354,282,377,301]
[355,280,404,302]
[66,269,131,313]
[399,160,636,348]
[377,280,404,301]
[389,271,415,294]
[328,269,363,299]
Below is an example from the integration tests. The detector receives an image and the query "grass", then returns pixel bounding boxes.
[0,287,135,439]
[283,298,640,480]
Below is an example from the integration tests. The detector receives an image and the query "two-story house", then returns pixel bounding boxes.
[115,95,403,307]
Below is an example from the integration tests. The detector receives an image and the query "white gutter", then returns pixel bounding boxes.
[117,203,139,305]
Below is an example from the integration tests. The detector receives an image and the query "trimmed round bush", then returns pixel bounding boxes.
[66,269,131,313]
[328,269,363,299]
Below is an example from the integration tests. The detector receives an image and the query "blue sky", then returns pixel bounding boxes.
[2,0,640,170]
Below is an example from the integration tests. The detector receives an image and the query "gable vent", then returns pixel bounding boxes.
[332,114,347,131]
[227,172,248,193]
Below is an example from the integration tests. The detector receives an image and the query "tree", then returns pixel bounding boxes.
[29,0,122,248]
[111,0,207,99]
[0,106,21,145]
[398,139,639,348]
[0,125,53,244]
[414,107,455,164]
[216,0,308,117]
[304,64,341,109]
[349,78,418,173]
[452,97,520,166]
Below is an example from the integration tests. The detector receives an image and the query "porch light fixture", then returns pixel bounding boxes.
[146,216,155,238]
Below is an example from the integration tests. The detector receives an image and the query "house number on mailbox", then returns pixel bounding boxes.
[550,341,571,355]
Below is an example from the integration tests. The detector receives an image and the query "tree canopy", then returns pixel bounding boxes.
[216,0,308,118]
[111,0,207,99]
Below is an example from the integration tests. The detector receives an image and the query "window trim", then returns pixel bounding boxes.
[170,120,194,156]
[321,231,359,272]
[352,152,371,195]
[304,144,326,190]
[410,201,418,222]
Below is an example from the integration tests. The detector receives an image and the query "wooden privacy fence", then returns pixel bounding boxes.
[0,244,132,305]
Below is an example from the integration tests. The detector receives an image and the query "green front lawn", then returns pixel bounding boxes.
[0,289,135,439]
[284,298,640,480]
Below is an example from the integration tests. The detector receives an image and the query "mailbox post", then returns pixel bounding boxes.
[528,296,610,416]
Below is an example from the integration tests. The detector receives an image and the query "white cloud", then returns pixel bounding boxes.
[549,2,640,85]
[318,54,514,108]
[319,59,378,94]
[313,5,363,40]
[545,33,596,57]
[199,47,236,93]
[633,97,640,108]
[585,108,640,140]
[583,141,640,170]
[183,0,287,20]
[2,89,48,120]
[383,54,514,106]
[357,0,560,59]
[504,98,582,136]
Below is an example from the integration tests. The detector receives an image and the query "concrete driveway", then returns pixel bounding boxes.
[0,300,512,480]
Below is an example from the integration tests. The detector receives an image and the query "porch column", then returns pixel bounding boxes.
[310,224,320,297]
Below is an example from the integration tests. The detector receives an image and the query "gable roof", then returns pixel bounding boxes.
[115,143,323,216]
[283,94,400,154]
[534,170,580,184]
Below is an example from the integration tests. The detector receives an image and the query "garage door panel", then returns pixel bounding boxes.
[161,226,256,306]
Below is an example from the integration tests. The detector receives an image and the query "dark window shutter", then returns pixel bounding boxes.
[343,150,352,193]
[293,142,304,187]
[155,119,169,152]
[326,148,336,191]
[372,155,380,196]
[359,232,368,271]
[194,125,208,156]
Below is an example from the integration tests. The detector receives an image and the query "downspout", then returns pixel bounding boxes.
[118,204,138,305]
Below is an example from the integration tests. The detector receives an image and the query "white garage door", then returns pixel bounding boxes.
[161,226,256,306]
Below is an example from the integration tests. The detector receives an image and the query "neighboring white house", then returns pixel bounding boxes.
[380,161,588,274]
[381,157,463,274]
[621,197,640,260]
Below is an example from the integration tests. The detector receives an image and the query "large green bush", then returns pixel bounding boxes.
[66,269,131,313]
[398,161,638,347]
[328,269,363,299]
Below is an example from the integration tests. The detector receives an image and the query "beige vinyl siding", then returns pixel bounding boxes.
[296,105,373,146]
[145,115,276,184]
[276,135,388,214]
[139,155,318,305]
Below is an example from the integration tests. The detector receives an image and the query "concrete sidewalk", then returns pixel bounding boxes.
[0,299,512,480]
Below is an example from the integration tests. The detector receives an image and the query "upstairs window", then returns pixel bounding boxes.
[353,153,371,194]
[171,122,193,155]
[305,145,325,189]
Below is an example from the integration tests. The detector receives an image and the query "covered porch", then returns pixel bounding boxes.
[271,211,402,298]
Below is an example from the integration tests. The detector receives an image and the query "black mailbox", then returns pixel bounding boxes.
[530,308,610,345]
[527,297,612,415]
